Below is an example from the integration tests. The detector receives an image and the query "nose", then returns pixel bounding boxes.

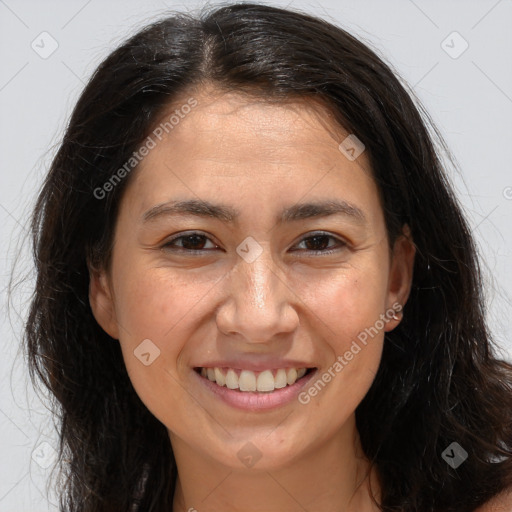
[215,246,299,344]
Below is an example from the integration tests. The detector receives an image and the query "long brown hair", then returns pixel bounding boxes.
[22,3,512,511]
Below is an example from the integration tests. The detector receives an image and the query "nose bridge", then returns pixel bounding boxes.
[217,244,298,340]
[244,250,278,310]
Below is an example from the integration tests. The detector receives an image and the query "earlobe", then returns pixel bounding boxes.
[88,265,120,340]
[385,224,416,331]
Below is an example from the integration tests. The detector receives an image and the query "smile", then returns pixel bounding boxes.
[193,366,318,411]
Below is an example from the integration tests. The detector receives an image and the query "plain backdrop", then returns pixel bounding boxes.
[1,0,511,510]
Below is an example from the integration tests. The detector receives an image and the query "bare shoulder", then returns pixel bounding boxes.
[475,487,512,512]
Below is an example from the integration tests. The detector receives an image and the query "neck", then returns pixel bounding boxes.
[170,414,381,512]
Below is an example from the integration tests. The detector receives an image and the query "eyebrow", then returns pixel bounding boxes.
[141,198,367,225]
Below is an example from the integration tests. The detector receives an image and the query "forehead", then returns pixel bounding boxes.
[146,88,366,166]
[122,87,379,223]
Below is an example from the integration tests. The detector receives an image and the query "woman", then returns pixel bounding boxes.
[24,3,512,511]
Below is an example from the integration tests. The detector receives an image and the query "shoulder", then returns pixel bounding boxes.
[474,487,512,512]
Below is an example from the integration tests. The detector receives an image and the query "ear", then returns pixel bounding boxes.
[384,224,416,332]
[88,261,120,340]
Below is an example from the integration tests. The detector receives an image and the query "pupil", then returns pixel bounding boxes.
[306,235,328,251]
[184,235,205,249]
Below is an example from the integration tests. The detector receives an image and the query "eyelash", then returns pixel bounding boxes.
[161,231,348,256]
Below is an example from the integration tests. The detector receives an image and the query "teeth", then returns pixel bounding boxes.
[239,370,256,391]
[274,369,287,389]
[198,366,310,392]
[256,370,274,392]
[225,369,238,390]
[214,367,225,387]
[286,368,297,385]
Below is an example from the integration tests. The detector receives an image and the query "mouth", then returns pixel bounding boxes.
[193,365,319,411]
[193,366,316,393]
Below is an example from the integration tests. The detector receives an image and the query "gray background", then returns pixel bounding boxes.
[1,0,511,510]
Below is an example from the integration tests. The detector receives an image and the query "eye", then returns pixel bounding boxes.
[291,232,347,255]
[161,231,347,256]
[161,232,219,253]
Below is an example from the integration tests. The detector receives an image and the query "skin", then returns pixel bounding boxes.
[89,84,416,512]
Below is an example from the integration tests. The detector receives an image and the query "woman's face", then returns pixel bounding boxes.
[90,86,415,472]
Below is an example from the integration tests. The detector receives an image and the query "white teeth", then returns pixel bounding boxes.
[256,370,275,392]
[286,368,298,385]
[274,369,287,389]
[199,366,310,392]
[214,367,225,387]
[225,369,238,390]
[239,370,256,391]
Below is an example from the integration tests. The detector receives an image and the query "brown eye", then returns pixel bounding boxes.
[161,231,346,256]
[162,232,218,252]
[292,232,347,255]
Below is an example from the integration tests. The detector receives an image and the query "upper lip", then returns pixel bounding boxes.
[193,358,316,372]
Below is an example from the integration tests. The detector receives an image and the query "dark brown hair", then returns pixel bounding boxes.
[22,3,512,511]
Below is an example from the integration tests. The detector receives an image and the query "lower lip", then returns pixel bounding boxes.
[193,368,318,411]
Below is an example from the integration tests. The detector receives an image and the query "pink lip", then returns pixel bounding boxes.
[193,367,318,411]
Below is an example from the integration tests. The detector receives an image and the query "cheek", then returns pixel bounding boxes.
[110,261,214,402]
[113,255,216,342]
[301,262,389,343]
[111,273,202,429]
[297,265,388,413]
